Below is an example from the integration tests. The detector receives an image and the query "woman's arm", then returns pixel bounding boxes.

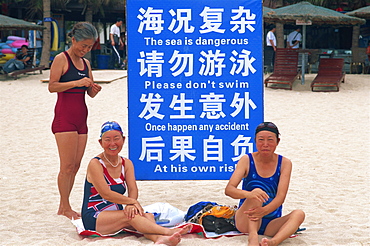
[123,158,144,217]
[87,158,139,206]
[48,54,93,93]
[226,154,270,203]
[85,58,101,98]
[249,157,292,219]
[124,158,139,200]
[225,155,250,199]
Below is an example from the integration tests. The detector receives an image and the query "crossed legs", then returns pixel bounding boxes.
[96,211,192,246]
[261,209,305,246]
[235,198,305,246]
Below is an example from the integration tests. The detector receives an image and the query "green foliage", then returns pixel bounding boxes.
[0,0,24,4]
[2,0,124,20]
[264,0,368,9]
[77,0,123,16]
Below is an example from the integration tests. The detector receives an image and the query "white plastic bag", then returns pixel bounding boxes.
[144,202,185,227]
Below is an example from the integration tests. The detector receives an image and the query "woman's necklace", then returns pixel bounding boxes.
[103,152,120,168]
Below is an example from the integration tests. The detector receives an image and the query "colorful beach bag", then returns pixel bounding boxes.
[199,205,238,234]
[184,201,218,223]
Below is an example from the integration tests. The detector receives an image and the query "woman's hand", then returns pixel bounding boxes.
[124,205,139,219]
[75,77,93,87]
[132,202,144,216]
[244,206,266,221]
[90,83,101,93]
[248,188,269,203]
[124,202,144,219]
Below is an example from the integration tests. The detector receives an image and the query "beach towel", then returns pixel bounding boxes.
[71,218,141,237]
[71,218,247,239]
[71,217,303,239]
[71,202,304,239]
[72,202,248,238]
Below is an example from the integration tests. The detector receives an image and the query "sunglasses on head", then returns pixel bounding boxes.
[256,122,277,129]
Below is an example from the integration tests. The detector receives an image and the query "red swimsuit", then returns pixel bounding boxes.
[51,51,89,134]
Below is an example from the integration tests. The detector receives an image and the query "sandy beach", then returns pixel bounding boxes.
[0,70,369,246]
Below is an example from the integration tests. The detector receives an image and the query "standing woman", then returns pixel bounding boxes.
[225,122,305,246]
[49,22,102,219]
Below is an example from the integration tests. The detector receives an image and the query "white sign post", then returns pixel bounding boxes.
[296,20,312,84]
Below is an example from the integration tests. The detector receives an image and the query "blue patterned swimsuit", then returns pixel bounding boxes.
[238,153,282,235]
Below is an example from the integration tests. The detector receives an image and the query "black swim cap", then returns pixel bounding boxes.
[255,122,280,138]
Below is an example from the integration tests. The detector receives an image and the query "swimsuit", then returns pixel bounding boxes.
[51,51,89,134]
[238,153,282,235]
[81,157,126,231]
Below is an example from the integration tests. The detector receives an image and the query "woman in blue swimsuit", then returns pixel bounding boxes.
[81,121,191,245]
[225,122,305,246]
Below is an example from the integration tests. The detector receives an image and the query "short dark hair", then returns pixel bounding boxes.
[269,24,276,30]
[116,18,123,23]
[21,45,28,49]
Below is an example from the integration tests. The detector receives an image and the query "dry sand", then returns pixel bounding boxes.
[0,70,369,245]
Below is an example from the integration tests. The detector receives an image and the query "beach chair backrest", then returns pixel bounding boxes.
[318,58,344,75]
[273,48,299,74]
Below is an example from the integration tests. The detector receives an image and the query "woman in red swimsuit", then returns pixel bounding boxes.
[49,22,101,220]
[81,121,192,245]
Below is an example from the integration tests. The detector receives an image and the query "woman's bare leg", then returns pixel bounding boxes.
[96,211,192,245]
[55,132,87,219]
[234,198,262,246]
[261,209,305,246]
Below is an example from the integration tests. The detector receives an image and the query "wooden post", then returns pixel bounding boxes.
[352,25,360,49]
[40,0,51,68]
[276,23,284,48]
[351,25,361,73]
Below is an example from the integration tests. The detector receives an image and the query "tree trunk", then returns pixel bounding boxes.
[276,23,284,48]
[84,6,93,62]
[351,25,360,49]
[40,0,51,68]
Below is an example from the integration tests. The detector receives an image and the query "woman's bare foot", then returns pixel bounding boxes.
[155,232,181,246]
[174,224,193,235]
[57,208,81,220]
[248,233,259,246]
[261,237,276,246]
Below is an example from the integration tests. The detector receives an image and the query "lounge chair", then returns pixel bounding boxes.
[310,58,345,92]
[264,48,300,90]
[8,64,45,80]
[4,48,45,80]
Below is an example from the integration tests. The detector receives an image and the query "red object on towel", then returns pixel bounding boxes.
[74,220,247,239]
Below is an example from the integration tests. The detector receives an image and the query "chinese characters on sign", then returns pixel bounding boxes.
[127,0,263,180]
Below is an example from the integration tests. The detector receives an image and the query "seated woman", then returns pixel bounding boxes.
[81,121,191,246]
[225,122,305,246]
[2,45,31,74]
